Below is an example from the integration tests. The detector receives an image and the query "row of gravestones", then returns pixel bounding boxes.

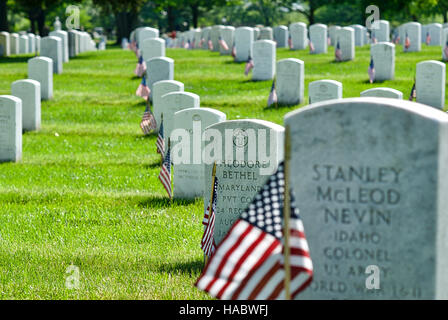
[196,96,448,299]
[165,21,448,62]
[0,22,98,162]
[121,26,448,299]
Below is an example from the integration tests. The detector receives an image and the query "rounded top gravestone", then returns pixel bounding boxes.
[360,88,403,99]
[0,95,22,163]
[284,97,448,299]
[203,119,285,244]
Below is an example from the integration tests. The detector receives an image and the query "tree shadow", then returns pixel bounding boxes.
[137,195,198,208]
[0,55,35,63]
[263,102,300,111]
[156,259,204,275]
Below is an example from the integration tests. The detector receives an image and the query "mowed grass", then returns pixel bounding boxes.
[0,42,447,299]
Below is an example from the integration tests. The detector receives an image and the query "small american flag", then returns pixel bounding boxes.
[184,40,190,49]
[195,162,313,300]
[327,35,331,46]
[444,40,448,60]
[199,38,205,47]
[202,177,218,258]
[267,80,278,107]
[426,32,431,45]
[134,55,147,78]
[208,37,214,50]
[136,76,150,100]
[288,35,293,49]
[335,40,342,62]
[158,144,172,198]
[368,56,375,84]
[371,32,377,44]
[219,36,229,51]
[393,33,400,44]
[409,82,416,101]
[140,103,157,135]
[309,40,315,53]
[244,56,254,76]
[405,32,411,50]
[231,45,236,59]
[156,118,165,155]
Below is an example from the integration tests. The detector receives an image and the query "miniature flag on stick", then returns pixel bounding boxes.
[244,56,254,76]
[136,76,150,100]
[231,45,236,59]
[158,139,172,199]
[335,40,342,62]
[288,35,293,49]
[393,33,400,44]
[140,100,157,135]
[327,35,331,46]
[195,159,313,300]
[199,38,205,48]
[371,32,377,44]
[409,81,416,101]
[309,40,315,53]
[267,79,278,107]
[368,56,375,84]
[405,32,411,50]
[184,40,190,49]
[208,37,214,51]
[134,55,147,78]
[426,32,431,45]
[202,163,218,258]
[444,40,448,61]
[218,36,229,51]
[156,115,165,155]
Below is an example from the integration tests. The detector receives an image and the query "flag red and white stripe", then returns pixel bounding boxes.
[219,37,229,51]
[156,119,165,155]
[244,56,254,76]
[158,146,172,198]
[202,178,218,258]
[136,76,150,100]
[196,162,313,300]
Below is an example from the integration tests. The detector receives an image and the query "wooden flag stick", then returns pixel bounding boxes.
[160,113,164,166]
[168,137,173,202]
[204,162,217,267]
[283,125,292,300]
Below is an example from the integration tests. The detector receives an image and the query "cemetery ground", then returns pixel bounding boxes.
[0,44,446,299]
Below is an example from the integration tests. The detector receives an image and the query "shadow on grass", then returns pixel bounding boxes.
[137,196,198,208]
[263,102,300,111]
[157,259,204,275]
[0,55,36,63]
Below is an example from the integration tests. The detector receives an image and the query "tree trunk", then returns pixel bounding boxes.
[167,6,175,32]
[115,11,138,45]
[0,0,8,32]
[309,1,315,25]
[28,11,36,34]
[37,9,47,36]
[191,4,199,29]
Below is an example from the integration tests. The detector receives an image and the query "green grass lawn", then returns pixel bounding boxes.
[0,43,446,299]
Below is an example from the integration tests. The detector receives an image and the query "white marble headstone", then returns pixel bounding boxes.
[276,58,304,105]
[0,32,10,56]
[49,30,69,62]
[252,40,276,81]
[0,95,22,162]
[416,60,446,110]
[203,119,284,244]
[273,25,288,48]
[172,107,226,199]
[40,36,62,74]
[309,80,343,104]
[360,88,403,99]
[152,80,184,131]
[234,27,253,62]
[220,26,235,55]
[28,56,53,100]
[160,92,200,152]
[9,33,19,54]
[290,22,308,50]
[141,38,165,61]
[371,42,395,81]
[336,27,355,61]
[145,57,174,97]
[11,79,41,131]
[402,22,421,52]
[284,97,448,299]
[309,24,328,54]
